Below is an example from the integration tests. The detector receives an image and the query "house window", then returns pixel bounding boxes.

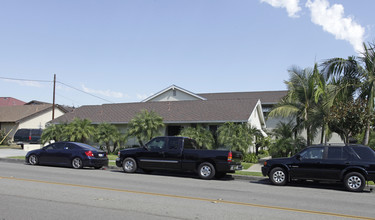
[173,90,177,96]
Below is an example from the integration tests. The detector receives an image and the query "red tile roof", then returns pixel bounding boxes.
[0,97,26,106]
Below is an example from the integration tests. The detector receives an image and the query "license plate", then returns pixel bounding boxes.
[98,154,103,157]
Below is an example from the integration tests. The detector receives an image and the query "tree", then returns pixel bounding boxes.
[96,123,123,154]
[41,123,68,144]
[322,41,375,145]
[217,122,257,154]
[269,66,318,145]
[179,126,214,149]
[269,121,306,158]
[327,99,373,144]
[127,110,164,146]
[65,118,96,143]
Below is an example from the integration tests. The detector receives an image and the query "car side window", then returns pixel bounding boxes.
[45,144,56,150]
[146,137,167,151]
[184,139,196,150]
[64,143,77,150]
[327,147,349,160]
[300,147,324,159]
[168,138,181,150]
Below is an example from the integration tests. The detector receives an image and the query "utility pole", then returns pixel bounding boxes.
[52,74,56,120]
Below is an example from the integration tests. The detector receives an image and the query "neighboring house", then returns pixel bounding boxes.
[0,97,26,106]
[52,85,288,150]
[0,104,69,141]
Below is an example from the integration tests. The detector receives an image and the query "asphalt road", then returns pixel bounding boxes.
[0,161,374,220]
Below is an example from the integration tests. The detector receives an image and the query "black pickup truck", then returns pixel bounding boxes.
[116,136,243,179]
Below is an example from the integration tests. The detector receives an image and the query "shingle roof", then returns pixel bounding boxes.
[0,97,26,106]
[198,90,287,104]
[0,104,53,122]
[52,98,261,124]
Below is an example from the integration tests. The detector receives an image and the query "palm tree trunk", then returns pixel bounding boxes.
[363,122,370,145]
[320,125,325,144]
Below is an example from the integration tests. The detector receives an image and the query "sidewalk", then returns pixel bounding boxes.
[244,163,262,172]
[0,149,27,158]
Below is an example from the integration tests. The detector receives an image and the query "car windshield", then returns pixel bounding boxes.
[74,143,99,151]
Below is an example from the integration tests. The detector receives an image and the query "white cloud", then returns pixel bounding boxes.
[305,0,365,53]
[3,79,43,88]
[261,0,301,17]
[82,84,125,98]
[136,94,149,100]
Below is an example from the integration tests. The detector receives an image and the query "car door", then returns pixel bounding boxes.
[320,146,351,180]
[38,143,60,164]
[163,137,183,170]
[289,146,325,180]
[57,143,75,165]
[138,137,167,169]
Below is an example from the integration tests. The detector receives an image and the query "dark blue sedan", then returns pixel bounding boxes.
[25,142,108,169]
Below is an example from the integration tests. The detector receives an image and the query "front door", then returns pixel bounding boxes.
[289,147,325,180]
[138,137,167,170]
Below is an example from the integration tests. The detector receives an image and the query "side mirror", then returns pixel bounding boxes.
[295,154,301,161]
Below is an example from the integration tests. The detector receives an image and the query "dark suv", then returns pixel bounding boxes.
[13,128,43,149]
[262,145,375,192]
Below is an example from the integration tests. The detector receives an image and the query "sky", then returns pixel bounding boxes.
[0,0,374,107]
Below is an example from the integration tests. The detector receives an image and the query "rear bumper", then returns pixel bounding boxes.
[84,158,109,167]
[216,162,242,173]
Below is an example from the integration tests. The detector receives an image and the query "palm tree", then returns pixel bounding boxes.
[179,126,214,149]
[217,122,256,153]
[322,41,375,144]
[65,118,96,143]
[96,123,122,154]
[41,123,68,144]
[269,121,306,158]
[268,66,317,145]
[127,110,164,146]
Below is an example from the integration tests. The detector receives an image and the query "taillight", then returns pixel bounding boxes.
[264,161,267,166]
[29,136,31,140]
[85,151,94,157]
[228,151,232,162]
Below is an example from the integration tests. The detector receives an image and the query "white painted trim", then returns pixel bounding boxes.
[141,85,207,102]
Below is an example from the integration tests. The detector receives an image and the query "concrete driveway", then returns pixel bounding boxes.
[0,149,26,158]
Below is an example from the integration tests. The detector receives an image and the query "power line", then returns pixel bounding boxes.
[0,75,115,104]
[57,81,114,103]
[0,76,52,83]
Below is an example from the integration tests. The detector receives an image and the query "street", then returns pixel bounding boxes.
[0,161,374,220]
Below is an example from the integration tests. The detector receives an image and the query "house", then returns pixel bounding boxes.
[51,85,288,148]
[0,104,70,141]
[0,97,26,106]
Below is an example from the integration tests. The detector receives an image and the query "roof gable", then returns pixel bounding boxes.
[142,85,207,102]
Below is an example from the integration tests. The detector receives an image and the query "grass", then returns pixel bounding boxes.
[0,145,21,149]
[8,156,25,159]
[235,171,263,176]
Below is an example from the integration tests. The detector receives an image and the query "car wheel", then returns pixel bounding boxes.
[28,154,39,165]
[198,162,216,180]
[269,167,287,186]
[123,157,137,173]
[72,157,83,169]
[344,172,365,192]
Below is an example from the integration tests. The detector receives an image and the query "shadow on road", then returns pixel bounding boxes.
[251,178,374,193]
[110,169,236,181]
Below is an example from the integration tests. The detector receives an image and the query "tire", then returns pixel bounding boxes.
[344,172,365,192]
[72,157,83,169]
[122,157,137,173]
[269,167,287,186]
[28,154,39,165]
[198,162,216,180]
